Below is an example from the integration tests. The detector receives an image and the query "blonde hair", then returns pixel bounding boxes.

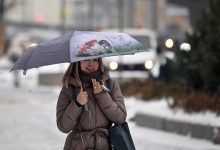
[61,58,105,88]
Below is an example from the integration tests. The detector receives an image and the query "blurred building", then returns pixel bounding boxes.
[4,0,208,55]
[1,0,167,55]
[167,0,209,27]
[165,4,190,32]
[0,0,208,55]
[4,0,60,27]
[2,0,208,36]
[3,0,167,31]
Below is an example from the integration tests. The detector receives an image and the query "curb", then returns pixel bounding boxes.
[134,113,220,144]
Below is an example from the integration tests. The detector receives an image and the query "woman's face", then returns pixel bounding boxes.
[80,59,99,73]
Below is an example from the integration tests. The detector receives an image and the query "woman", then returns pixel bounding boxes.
[56,58,127,150]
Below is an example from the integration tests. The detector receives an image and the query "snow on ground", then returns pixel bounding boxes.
[125,97,220,127]
[1,62,220,149]
[0,56,13,69]
[125,98,220,150]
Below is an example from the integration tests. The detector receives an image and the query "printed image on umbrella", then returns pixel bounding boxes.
[78,39,112,56]
[10,31,147,74]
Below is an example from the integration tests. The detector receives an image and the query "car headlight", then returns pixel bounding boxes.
[165,38,174,48]
[109,61,118,70]
[180,43,191,51]
[144,60,153,69]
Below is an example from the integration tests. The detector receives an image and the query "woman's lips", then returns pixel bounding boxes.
[86,68,95,72]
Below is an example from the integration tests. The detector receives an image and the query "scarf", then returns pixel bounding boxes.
[79,70,103,87]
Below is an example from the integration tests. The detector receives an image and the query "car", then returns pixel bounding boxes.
[157,25,191,52]
[101,28,158,73]
[7,30,61,62]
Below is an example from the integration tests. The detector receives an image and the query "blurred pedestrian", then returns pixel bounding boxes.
[56,58,127,150]
[7,41,22,87]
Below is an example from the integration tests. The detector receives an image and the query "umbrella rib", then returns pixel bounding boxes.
[23,47,38,73]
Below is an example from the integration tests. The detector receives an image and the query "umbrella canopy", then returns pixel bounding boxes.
[10,31,147,74]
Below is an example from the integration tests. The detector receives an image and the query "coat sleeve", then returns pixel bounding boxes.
[56,86,82,133]
[95,79,127,125]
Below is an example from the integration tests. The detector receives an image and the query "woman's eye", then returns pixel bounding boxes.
[92,59,98,62]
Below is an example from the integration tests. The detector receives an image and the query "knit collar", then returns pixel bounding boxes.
[79,70,102,87]
[69,68,110,88]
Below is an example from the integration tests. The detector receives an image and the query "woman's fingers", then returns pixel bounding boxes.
[91,78,98,88]
[76,86,88,105]
[80,86,88,96]
[91,78,102,94]
[91,78,96,87]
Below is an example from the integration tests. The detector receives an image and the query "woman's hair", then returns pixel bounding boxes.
[61,58,105,88]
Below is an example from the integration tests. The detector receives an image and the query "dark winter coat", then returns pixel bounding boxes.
[56,72,127,150]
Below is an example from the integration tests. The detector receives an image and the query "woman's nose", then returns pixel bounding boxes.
[87,60,94,65]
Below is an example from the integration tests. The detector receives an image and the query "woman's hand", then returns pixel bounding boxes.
[91,78,103,94]
[76,86,88,105]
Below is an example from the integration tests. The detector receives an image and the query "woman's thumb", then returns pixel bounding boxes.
[80,86,83,92]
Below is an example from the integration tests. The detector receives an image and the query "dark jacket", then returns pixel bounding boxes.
[56,72,127,150]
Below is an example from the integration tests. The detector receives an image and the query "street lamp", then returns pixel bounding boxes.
[0,0,5,55]
[60,0,66,34]
[118,0,124,82]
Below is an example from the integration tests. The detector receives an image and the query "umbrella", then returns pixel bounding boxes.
[10,31,147,75]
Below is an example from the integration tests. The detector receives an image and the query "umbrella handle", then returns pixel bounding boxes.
[101,84,110,92]
[84,103,89,111]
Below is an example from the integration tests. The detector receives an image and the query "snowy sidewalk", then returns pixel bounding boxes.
[1,85,220,150]
[1,66,220,150]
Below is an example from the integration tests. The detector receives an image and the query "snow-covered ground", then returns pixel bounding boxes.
[1,58,220,149]
[1,85,220,150]
[126,97,220,127]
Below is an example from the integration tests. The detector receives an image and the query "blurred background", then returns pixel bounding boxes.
[0,0,210,86]
[1,0,220,150]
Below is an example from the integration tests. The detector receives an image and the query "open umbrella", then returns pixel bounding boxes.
[10,31,147,74]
